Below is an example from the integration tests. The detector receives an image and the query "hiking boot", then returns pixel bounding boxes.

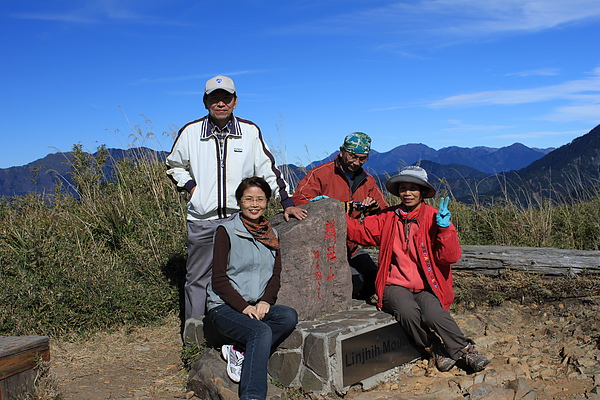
[427,342,456,372]
[221,344,244,382]
[460,343,490,372]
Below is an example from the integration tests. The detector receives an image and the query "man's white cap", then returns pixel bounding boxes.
[205,75,236,95]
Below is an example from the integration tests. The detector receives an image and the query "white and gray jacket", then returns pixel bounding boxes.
[166,115,294,221]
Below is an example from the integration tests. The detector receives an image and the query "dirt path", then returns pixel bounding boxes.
[50,314,190,400]
[47,295,600,400]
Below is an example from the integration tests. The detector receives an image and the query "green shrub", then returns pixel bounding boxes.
[0,146,188,338]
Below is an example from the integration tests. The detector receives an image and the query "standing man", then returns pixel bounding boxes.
[167,75,307,326]
[292,132,388,301]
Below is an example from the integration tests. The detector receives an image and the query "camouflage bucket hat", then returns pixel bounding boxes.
[342,132,371,154]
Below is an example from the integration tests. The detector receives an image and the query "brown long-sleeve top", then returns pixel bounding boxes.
[211,226,283,313]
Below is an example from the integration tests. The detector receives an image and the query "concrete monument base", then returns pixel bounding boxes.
[186,301,421,397]
[267,300,421,396]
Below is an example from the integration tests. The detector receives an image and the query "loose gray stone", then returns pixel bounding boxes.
[467,383,495,399]
[519,389,539,400]
[188,347,285,400]
[479,388,515,400]
[506,377,530,392]
[187,348,238,400]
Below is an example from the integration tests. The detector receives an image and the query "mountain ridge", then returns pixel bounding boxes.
[307,142,553,176]
[3,126,599,202]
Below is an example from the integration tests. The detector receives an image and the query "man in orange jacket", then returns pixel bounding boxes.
[292,132,388,301]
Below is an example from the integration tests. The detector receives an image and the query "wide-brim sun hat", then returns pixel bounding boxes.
[385,166,436,198]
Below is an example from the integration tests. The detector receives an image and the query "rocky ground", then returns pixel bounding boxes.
[346,296,600,400]
[44,273,600,400]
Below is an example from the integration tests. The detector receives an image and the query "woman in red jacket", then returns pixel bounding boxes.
[346,166,490,373]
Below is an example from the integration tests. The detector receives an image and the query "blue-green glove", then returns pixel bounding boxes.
[436,197,451,228]
[310,195,329,201]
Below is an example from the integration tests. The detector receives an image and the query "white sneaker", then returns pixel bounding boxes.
[221,344,244,382]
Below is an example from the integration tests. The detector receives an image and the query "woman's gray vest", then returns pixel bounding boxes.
[206,213,278,311]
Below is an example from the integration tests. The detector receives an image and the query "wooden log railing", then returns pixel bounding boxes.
[455,245,600,277]
[365,245,600,277]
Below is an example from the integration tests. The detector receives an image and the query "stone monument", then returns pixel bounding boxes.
[270,198,352,320]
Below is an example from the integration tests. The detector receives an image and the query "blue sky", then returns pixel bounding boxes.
[2,1,600,169]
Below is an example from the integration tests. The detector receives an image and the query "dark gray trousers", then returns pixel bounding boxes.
[349,248,378,298]
[382,285,470,359]
[185,216,235,320]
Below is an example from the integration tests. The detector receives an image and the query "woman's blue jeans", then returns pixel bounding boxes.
[207,304,298,400]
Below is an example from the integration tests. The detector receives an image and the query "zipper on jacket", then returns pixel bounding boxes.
[216,136,227,219]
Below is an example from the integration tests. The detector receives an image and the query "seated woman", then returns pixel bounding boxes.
[346,166,490,373]
[206,176,298,400]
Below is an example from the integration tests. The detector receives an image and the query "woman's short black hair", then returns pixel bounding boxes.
[235,176,272,202]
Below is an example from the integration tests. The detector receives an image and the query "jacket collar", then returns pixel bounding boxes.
[201,115,242,139]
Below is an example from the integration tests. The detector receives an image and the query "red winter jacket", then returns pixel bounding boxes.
[293,157,388,256]
[346,204,461,310]
[293,157,387,210]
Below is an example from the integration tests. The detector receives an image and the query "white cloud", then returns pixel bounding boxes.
[10,0,181,25]
[432,0,600,34]
[11,11,97,24]
[504,68,560,77]
[544,104,600,122]
[431,67,600,107]
[276,0,600,43]
[373,44,427,59]
[442,120,514,132]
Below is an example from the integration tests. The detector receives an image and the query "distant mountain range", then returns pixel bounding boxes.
[420,124,600,202]
[2,124,599,202]
[0,148,166,198]
[305,142,553,176]
[499,124,600,201]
